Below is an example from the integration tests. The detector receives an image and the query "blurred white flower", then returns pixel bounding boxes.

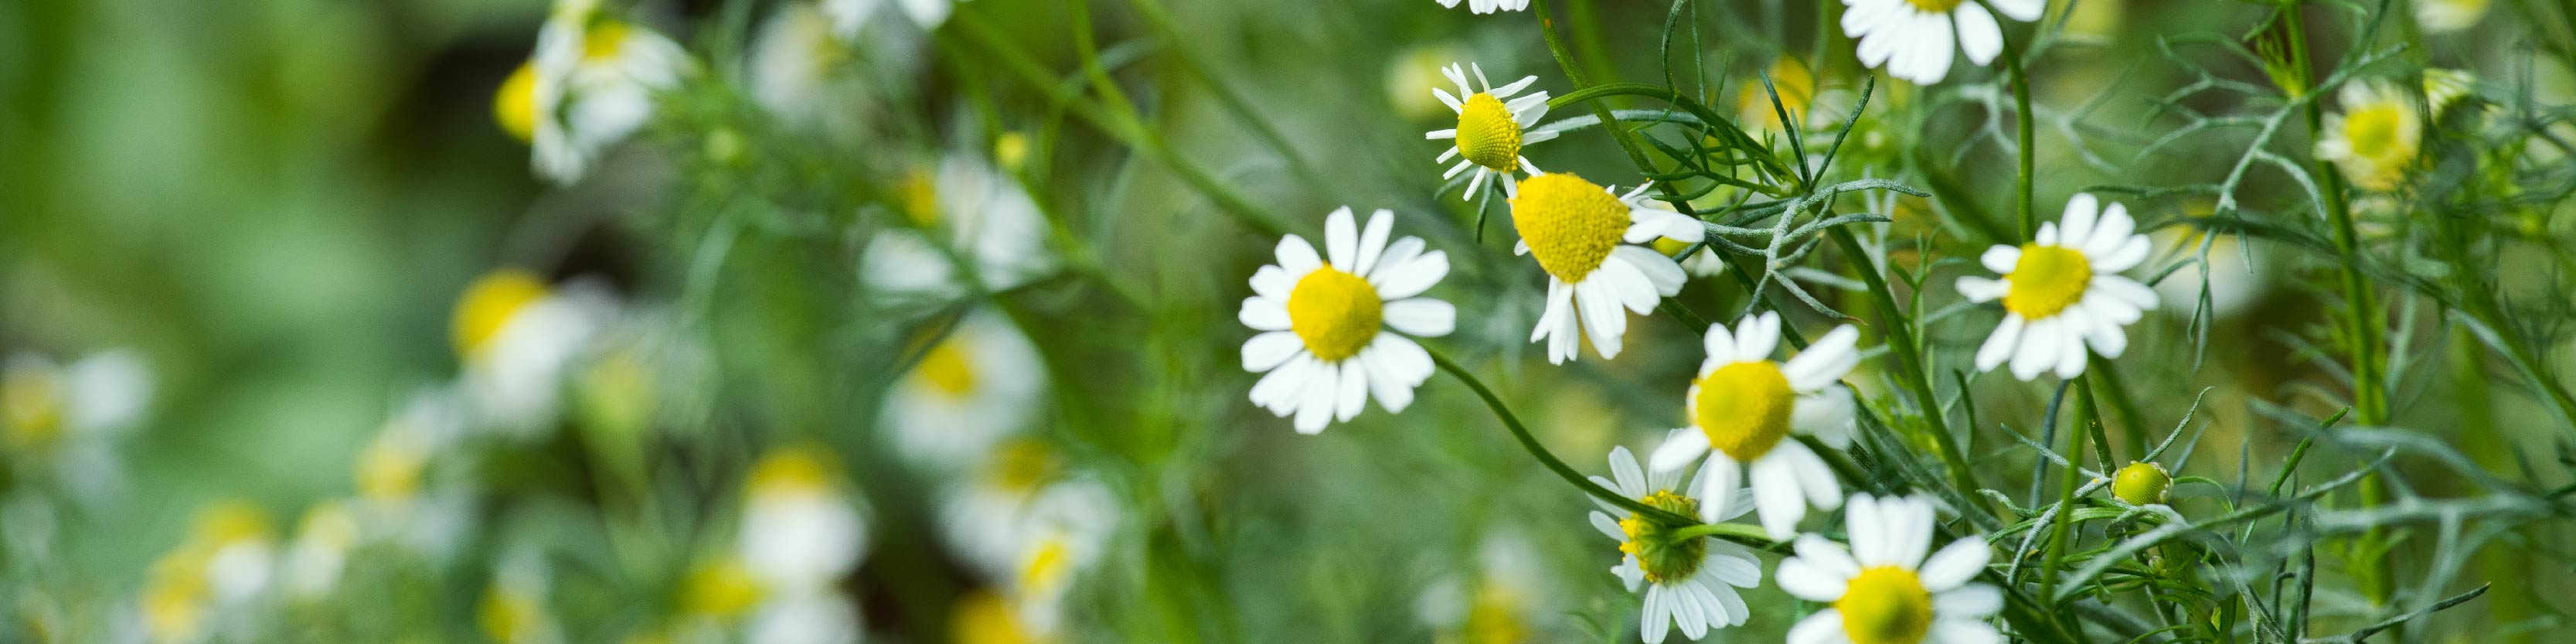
[747,591,863,644]
[1587,447,1760,643]
[883,311,1046,472]
[1956,194,2158,380]
[1417,532,1553,644]
[823,0,958,36]
[1511,175,1699,363]
[1240,206,1451,433]
[451,269,611,437]
[1841,0,2041,84]
[863,155,1059,299]
[2417,0,2488,33]
[2152,228,2270,321]
[497,1,692,183]
[1648,312,1860,538]
[942,438,1064,578]
[355,387,477,561]
[138,502,277,644]
[740,445,869,591]
[2313,78,2422,193]
[1002,479,1118,635]
[480,557,564,644]
[749,3,848,127]
[2,349,151,505]
[1428,63,1553,200]
[282,501,359,599]
[1777,494,2003,644]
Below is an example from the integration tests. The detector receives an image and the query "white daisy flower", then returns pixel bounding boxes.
[863,154,1059,300]
[1434,0,1530,14]
[747,591,863,644]
[2149,228,2270,321]
[1646,312,1861,539]
[1777,494,2004,644]
[1417,532,1553,644]
[1002,479,1119,636]
[354,387,477,562]
[748,3,848,127]
[1840,0,2043,85]
[1511,174,1703,363]
[479,556,565,644]
[1955,194,2159,381]
[451,270,611,436]
[2312,78,2422,193]
[2416,0,2488,33]
[1240,206,1453,434]
[740,445,869,592]
[882,311,1047,472]
[138,502,277,644]
[940,438,1066,578]
[498,0,692,184]
[1426,63,1554,200]
[823,0,957,36]
[2,349,151,505]
[1586,446,1761,644]
[2423,69,2477,121]
[281,501,359,600]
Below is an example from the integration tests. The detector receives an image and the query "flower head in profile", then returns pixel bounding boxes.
[1778,494,2003,644]
[2313,78,2423,193]
[1587,446,1761,643]
[1648,312,1860,538]
[496,0,691,183]
[1955,194,2158,380]
[1511,174,1703,363]
[1241,207,1452,433]
[1428,63,1555,200]
[1841,0,2042,84]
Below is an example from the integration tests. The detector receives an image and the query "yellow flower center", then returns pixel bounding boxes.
[584,21,631,63]
[900,166,940,227]
[1020,533,1073,591]
[1651,237,1693,257]
[1904,0,1963,12]
[995,131,1033,172]
[1617,490,1705,584]
[1455,92,1524,171]
[2344,104,2407,160]
[748,445,838,497]
[452,269,550,360]
[1737,58,1818,131]
[989,438,1060,492]
[495,61,539,144]
[1511,173,1632,282]
[914,338,978,397]
[1837,566,1934,644]
[680,558,766,619]
[952,591,1038,644]
[479,586,549,644]
[1690,361,1795,462]
[1286,266,1383,362]
[2,361,63,450]
[1458,584,1528,644]
[356,432,427,503]
[2002,244,2093,319]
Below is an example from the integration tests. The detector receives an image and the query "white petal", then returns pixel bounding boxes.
[1609,445,1647,493]
[1918,537,1993,590]
[1651,428,1713,472]
[1987,0,2042,22]
[1293,363,1338,433]
[1935,584,2004,617]
[1887,496,1935,569]
[1702,322,1737,363]
[2058,193,2099,247]
[1751,456,1808,538]
[1425,128,1458,140]
[1787,610,1847,644]
[1793,386,1857,448]
[1373,250,1449,299]
[2091,235,2152,273]
[2052,308,2091,378]
[1778,441,1845,510]
[1931,618,2003,644]
[1956,276,2008,302]
[1846,493,1890,566]
[1592,512,1630,542]
[1594,254,1663,315]
[1335,359,1369,421]
[2074,304,2129,358]
[1783,325,1861,390]
[1672,581,1710,639]
[1734,312,1781,363]
[1696,455,1741,523]
[1492,75,1537,98]
[1775,557,1849,601]
[1979,245,2022,274]
[2009,318,2058,381]
[1240,297,1291,332]
[1353,209,1394,275]
[1955,3,2003,66]
[1577,280,1628,359]
[1241,331,1303,371]
[1276,235,1322,275]
[1974,313,2024,372]
[1383,298,1456,337]
[1358,342,1416,413]
[1251,265,1295,302]
[1794,533,1861,578]
[1371,237,1426,282]
[1249,355,1314,413]
[1642,586,1672,644]
[2085,202,2135,256]
[1613,245,1689,295]
[1324,206,1358,269]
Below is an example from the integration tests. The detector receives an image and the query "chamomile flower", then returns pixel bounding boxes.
[498,0,691,183]
[1417,533,1550,644]
[281,502,359,600]
[1646,312,1861,538]
[1777,494,2003,644]
[451,269,610,436]
[1511,174,1703,363]
[740,445,869,591]
[1428,63,1554,200]
[1586,447,1761,644]
[2416,0,2488,33]
[1435,0,1530,14]
[863,154,1059,299]
[2424,69,2478,120]
[1955,194,2159,380]
[953,591,1049,644]
[748,3,849,126]
[882,311,1046,472]
[1002,479,1119,635]
[2,349,151,505]
[480,557,564,644]
[1840,0,2043,84]
[139,502,277,644]
[354,388,476,561]
[2313,78,2422,193]
[1240,206,1452,434]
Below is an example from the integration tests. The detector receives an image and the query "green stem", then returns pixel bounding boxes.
[2087,357,2150,457]
[1996,26,2038,240]
[1427,348,1696,526]
[2035,377,2093,604]
[1116,0,1333,189]
[1671,521,1774,543]
[1826,227,1984,500]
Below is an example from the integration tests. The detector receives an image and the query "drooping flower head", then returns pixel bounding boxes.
[1955,194,2158,380]
[1241,207,1452,433]
[1511,174,1703,363]
[1587,447,1761,643]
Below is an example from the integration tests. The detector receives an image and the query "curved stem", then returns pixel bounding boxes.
[1426,348,1696,526]
[1826,226,1983,499]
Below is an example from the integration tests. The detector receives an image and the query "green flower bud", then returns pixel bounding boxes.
[2112,461,2173,506]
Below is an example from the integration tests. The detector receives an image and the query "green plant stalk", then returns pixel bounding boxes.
[2087,357,2151,457]
[1427,349,1699,526]
[1826,227,1984,500]
[2280,6,2394,612]
[2447,325,2532,641]
[1996,26,2038,239]
[2035,373,2094,606]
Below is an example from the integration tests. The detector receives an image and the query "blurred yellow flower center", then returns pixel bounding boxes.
[584,21,631,62]
[356,432,427,503]
[453,270,550,359]
[995,131,1033,172]
[952,591,1037,644]
[749,446,837,496]
[480,587,549,644]
[1651,237,1693,257]
[1838,566,1933,644]
[1287,267,1383,362]
[914,339,977,397]
[900,167,940,227]
[1904,0,1963,12]
[1021,534,1072,590]
[2344,104,2408,158]
[1458,584,1528,644]
[1737,58,1817,130]
[1690,361,1795,462]
[989,438,1059,492]
[2,362,63,449]
[1455,92,1523,171]
[1617,490,1704,583]
[1511,173,1629,282]
[681,559,766,619]
[2003,244,2092,319]
[495,62,539,144]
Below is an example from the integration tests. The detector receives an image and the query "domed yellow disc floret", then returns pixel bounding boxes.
[1839,566,1935,644]
[680,558,766,619]
[1690,361,1795,462]
[453,269,551,359]
[584,20,632,62]
[2343,104,2408,163]
[1287,267,1383,362]
[988,438,1060,492]
[951,591,1035,644]
[1617,490,1707,583]
[1904,0,1964,12]
[1454,93,1524,171]
[914,339,977,397]
[2002,244,2092,319]
[1511,173,1631,282]
[495,62,539,144]
[899,166,941,227]
[356,433,427,503]
[748,445,839,496]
